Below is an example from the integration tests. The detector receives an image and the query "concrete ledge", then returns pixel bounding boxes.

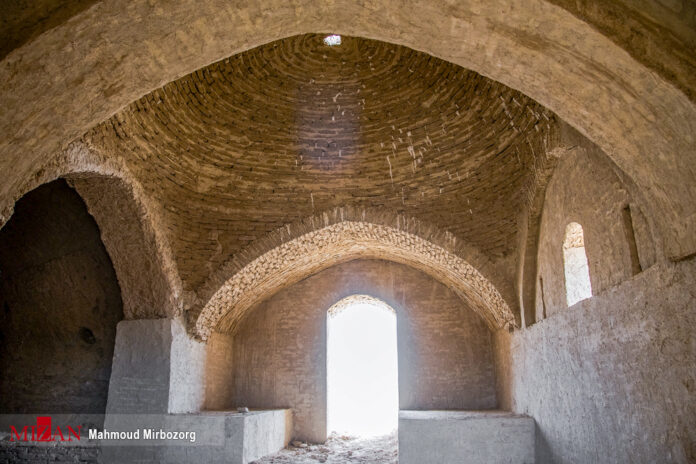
[100,409,291,463]
[192,409,292,464]
[399,410,534,464]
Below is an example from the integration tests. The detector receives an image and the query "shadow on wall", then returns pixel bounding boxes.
[534,145,657,321]
[0,179,123,414]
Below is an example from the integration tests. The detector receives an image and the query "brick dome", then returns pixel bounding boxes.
[87,34,556,292]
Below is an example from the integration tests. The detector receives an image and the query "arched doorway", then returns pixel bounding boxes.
[326,295,398,437]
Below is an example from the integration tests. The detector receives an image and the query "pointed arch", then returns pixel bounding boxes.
[1,141,185,319]
[193,210,516,340]
[327,294,396,317]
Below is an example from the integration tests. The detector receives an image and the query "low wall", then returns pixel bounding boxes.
[495,258,696,463]
[100,409,291,464]
[398,410,534,464]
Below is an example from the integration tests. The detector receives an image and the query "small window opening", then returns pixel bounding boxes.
[327,295,398,437]
[323,34,342,46]
[563,222,592,306]
[621,205,643,275]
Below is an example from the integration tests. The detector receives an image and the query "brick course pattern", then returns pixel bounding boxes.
[195,216,514,340]
[226,259,498,442]
[87,34,556,295]
[2,1,695,263]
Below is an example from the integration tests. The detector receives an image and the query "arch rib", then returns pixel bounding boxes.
[195,218,515,340]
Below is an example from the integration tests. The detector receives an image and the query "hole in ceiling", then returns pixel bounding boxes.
[323,34,342,46]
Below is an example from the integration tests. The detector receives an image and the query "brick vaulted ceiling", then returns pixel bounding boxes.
[86,34,557,291]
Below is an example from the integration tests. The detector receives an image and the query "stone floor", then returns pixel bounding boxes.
[252,433,398,464]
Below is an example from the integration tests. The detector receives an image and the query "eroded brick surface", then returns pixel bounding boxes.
[195,219,515,340]
[223,260,497,443]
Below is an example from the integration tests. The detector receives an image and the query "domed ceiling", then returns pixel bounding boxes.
[86,34,558,291]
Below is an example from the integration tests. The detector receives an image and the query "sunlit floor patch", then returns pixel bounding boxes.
[251,432,398,464]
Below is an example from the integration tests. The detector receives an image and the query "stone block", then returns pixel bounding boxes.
[398,410,534,464]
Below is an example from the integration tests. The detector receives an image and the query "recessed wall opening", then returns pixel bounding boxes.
[327,295,398,438]
[621,205,643,275]
[0,179,123,415]
[563,222,592,306]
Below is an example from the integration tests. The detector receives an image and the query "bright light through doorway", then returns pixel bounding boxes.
[327,296,399,437]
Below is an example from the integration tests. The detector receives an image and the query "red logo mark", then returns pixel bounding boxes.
[10,416,81,442]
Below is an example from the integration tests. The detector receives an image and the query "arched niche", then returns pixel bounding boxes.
[534,144,657,320]
[5,142,186,320]
[0,179,123,415]
[67,173,182,319]
[205,260,497,443]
